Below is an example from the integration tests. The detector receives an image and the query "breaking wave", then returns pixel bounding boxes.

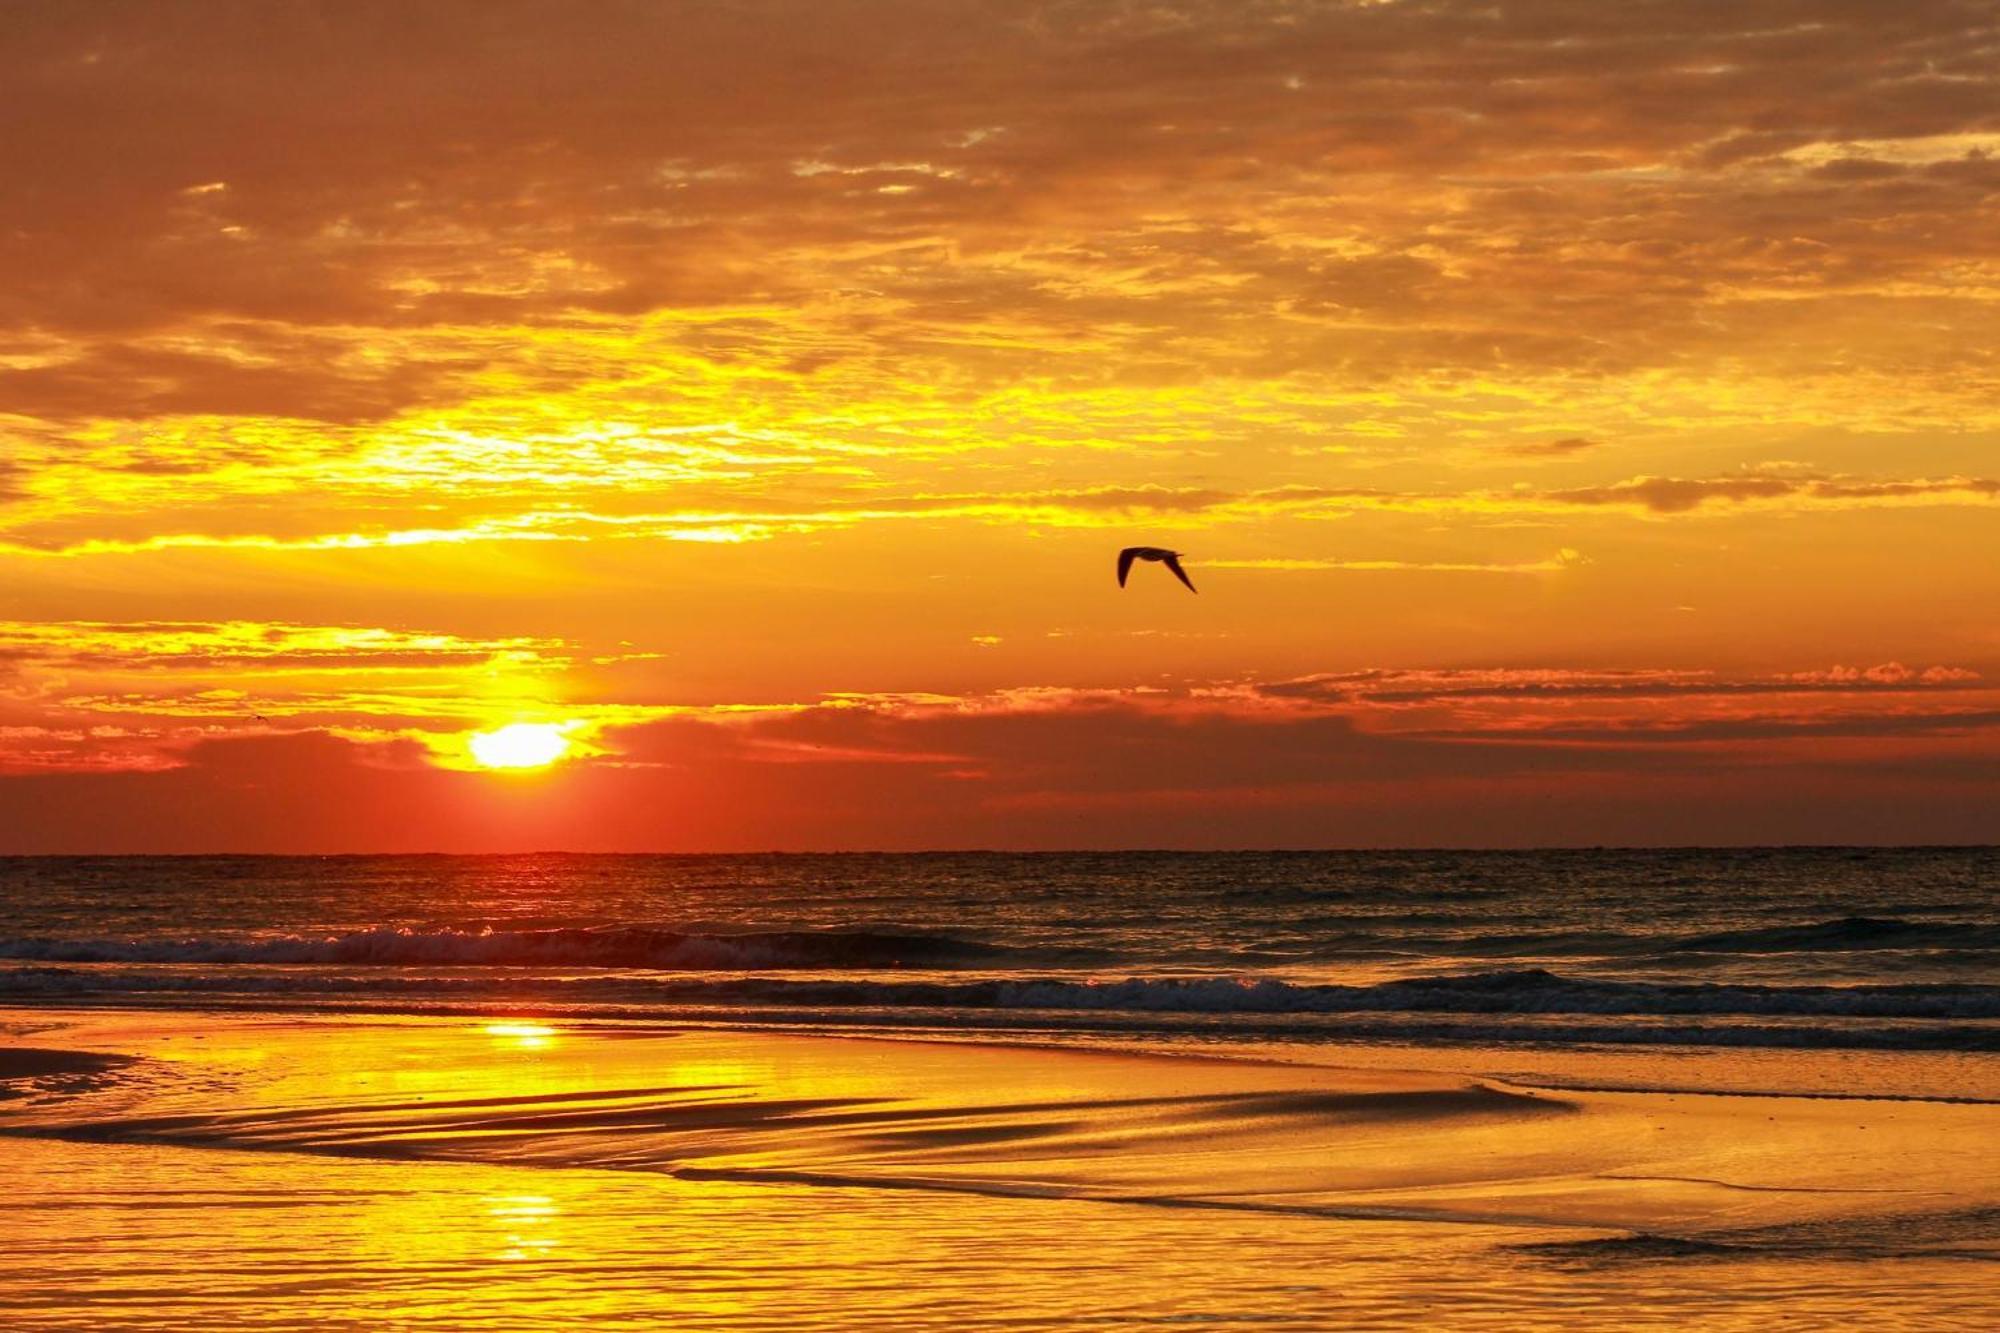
[1667,916,2000,954]
[0,925,1039,971]
[6,914,1995,977]
[6,959,2000,1022]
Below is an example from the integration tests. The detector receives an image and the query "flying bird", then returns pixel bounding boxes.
[1117,546,1197,593]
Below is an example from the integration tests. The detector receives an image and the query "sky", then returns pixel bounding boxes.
[1,0,1996,851]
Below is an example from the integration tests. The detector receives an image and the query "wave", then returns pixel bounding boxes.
[5,914,1996,977]
[1316,916,2000,962]
[9,962,2000,1022]
[6,971,1996,1052]
[0,925,1039,971]
[1265,917,2000,965]
[1667,917,2000,955]
[1520,1204,2000,1262]
[711,970,2000,1021]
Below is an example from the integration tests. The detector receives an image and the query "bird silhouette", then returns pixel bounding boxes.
[1117,546,1197,593]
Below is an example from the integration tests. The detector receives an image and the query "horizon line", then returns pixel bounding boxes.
[2,842,1992,859]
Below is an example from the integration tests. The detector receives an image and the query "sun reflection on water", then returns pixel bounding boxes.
[482,1022,557,1049]
[486,1194,562,1262]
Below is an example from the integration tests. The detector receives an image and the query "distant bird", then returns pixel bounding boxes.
[1117,546,1197,593]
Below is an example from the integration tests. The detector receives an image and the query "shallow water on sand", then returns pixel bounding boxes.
[5,849,1997,1328]
[8,1135,1998,1332]
[5,1010,1999,1330]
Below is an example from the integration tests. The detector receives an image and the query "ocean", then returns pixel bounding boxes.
[5,848,1999,1329]
[3,847,1996,1054]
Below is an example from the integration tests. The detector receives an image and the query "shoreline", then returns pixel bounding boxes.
[13,995,1999,1103]
[6,1005,1999,1248]
[8,1005,2000,1328]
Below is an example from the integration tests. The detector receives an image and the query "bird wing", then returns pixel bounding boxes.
[1117,547,1138,587]
[1162,553,1197,592]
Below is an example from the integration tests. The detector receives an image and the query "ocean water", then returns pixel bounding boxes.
[3,847,1995,1054]
[6,848,2000,1329]
[13,1122,1996,1332]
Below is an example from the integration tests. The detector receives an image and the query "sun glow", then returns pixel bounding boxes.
[483,1022,558,1049]
[468,723,573,770]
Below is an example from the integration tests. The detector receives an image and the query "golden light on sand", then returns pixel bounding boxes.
[482,1022,557,1049]
[468,724,572,770]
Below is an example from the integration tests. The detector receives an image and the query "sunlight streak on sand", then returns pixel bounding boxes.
[5,1012,1999,1329]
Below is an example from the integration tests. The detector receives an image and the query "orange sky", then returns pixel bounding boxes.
[2,1,1995,850]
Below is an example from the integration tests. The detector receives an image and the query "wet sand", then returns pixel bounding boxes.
[3,1009,1998,1329]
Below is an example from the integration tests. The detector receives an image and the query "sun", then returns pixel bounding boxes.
[468,722,573,770]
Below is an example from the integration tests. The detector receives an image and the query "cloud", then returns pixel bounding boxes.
[1479,710,2000,745]
[1500,438,1598,458]
[1538,474,2000,515]
[0,619,568,673]
[13,648,1991,781]
[1252,664,1989,706]
[9,466,1996,557]
[1,3,1997,848]
[1,691,1994,852]
[0,619,606,772]
[0,340,472,424]
[1209,550,1587,575]
[0,0,1996,490]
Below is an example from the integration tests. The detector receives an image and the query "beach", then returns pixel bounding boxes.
[3,848,1997,1327]
[9,0,1998,1322]
[5,1006,1999,1329]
